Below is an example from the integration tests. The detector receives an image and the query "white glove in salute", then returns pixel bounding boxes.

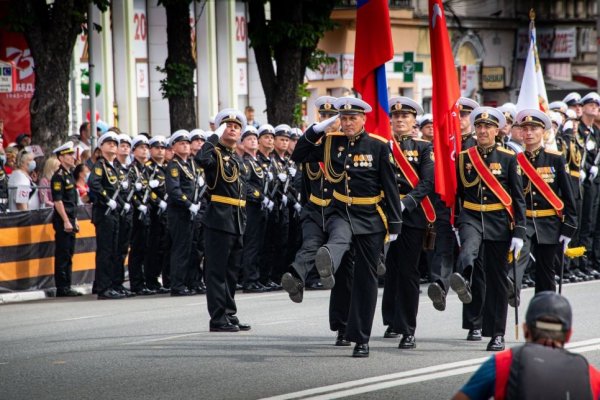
[313,114,339,133]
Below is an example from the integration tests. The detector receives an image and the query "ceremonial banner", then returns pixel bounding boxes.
[353,0,393,138]
[429,0,461,208]
[516,11,548,113]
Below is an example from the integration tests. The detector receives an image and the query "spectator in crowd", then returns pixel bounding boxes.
[15,133,31,151]
[0,133,8,212]
[86,147,102,170]
[75,122,91,159]
[74,163,90,204]
[8,150,40,211]
[79,149,91,168]
[244,106,260,129]
[38,156,60,208]
[4,147,17,175]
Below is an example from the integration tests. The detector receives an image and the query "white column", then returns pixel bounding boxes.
[100,9,115,126]
[147,2,170,135]
[215,0,237,109]
[196,0,219,129]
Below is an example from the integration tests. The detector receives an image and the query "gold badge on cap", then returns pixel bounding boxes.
[344,103,352,110]
[324,103,332,110]
[525,116,533,122]
[394,103,401,111]
[481,112,489,119]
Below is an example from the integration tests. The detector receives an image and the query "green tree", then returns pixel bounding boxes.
[247,0,338,125]
[157,0,196,131]
[6,0,109,152]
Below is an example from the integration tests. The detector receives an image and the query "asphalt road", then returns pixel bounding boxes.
[2,280,600,400]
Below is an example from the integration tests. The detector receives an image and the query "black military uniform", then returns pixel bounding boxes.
[197,112,248,332]
[292,97,403,357]
[114,156,134,296]
[145,136,171,292]
[381,97,435,349]
[451,108,526,351]
[240,134,269,292]
[88,133,125,299]
[51,142,81,297]
[165,131,199,296]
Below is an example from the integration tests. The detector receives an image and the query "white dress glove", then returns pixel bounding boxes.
[135,182,143,191]
[123,203,131,213]
[559,235,571,253]
[197,176,205,187]
[453,227,461,245]
[262,197,270,207]
[159,200,167,211]
[189,203,200,215]
[120,181,129,190]
[314,114,339,133]
[278,173,287,183]
[268,172,274,181]
[289,167,297,177]
[137,204,148,214]
[107,199,117,210]
[590,166,599,180]
[580,170,587,183]
[281,195,288,207]
[293,202,302,213]
[509,237,524,260]
[149,179,159,189]
[400,202,406,213]
[388,234,399,242]
[267,200,274,212]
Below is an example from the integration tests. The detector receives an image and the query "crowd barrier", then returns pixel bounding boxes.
[0,205,96,292]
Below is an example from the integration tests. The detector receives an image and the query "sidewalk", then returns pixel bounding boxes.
[0,284,93,305]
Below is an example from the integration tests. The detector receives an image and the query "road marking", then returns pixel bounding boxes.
[56,315,107,322]
[122,332,207,345]
[262,337,600,400]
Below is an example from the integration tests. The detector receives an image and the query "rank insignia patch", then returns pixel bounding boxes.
[171,168,179,178]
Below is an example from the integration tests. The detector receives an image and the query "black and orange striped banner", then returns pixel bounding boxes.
[0,206,96,292]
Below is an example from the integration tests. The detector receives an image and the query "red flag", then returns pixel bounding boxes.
[429,0,461,208]
[353,0,393,139]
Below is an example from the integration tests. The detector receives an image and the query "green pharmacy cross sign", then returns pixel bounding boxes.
[394,52,423,83]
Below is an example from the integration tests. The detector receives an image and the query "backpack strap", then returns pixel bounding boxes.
[494,348,514,400]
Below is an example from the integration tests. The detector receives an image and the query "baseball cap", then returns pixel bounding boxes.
[525,291,572,332]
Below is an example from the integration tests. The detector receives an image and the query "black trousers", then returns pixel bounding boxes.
[514,231,561,296]
[456,223,486,331]
[381,226,426,336]
[93,207,120,293]
[260,207,289,283]
[204,227,243,326]
[187,213,205,288]
[128,210,148,291]
[53,217,76,290]
[115,212,132,289]
[292,216,327,282]
[329,250,354,332]
[241,202,267,285]
[323,214,353,274]
[145,210,170,289]
[168,207,194,292]
[579,180,599,262]
[429,215,455,292]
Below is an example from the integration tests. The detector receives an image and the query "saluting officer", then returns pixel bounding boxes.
[292,96,403,358]
[381,96,436,350]
[240,125,271,293]
[282,96,354,347]
[450,107,526,351]
[509,109,577,305]
[51,141,82,297]
[459,97,480,150]
[89,132,126,300]
[197,109,250,332]
[145,136,171,293]
[165,130,199,296]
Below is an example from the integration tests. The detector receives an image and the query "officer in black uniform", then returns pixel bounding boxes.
[563,92,582,118]
[509,109,577,304]
[381,96,435,350]
[126,135,155,295]
[89,132,126,300]
[450,107,526,351]
[282,96,354,347]
[240,125,271,293]
[51,141,82,297]
[197,109,250,332]
[292,96,403,358]
[165,130,199,296]
[145,135,171,293]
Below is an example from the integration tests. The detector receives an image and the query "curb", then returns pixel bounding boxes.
[0,285,93,305]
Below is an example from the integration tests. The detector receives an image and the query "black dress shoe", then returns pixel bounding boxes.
[236,283,243,291]
[315,247,335,289]
[236,322,251,331]
[56,288,82,297]
[384,326,400,339]
[170,288,195,296]
[335,331,351,347]
[466,329,482,341]
[135,287,156,296]
[449,273,472,304]
[281,273,304,303]
[305,281,326,290]
[191,285,207,295]
[98,289,125,300]
[116,288,136,297]
[265,280,282,291]
[427,282,446,311]
[209,323,240,332]
[155,286,170,294]
[352,343,369,358]
[486,335,505,351]
[399,335,416,349]
[243,282,267,293]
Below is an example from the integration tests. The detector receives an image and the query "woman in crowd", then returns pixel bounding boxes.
[74,163,90,204]
[8,150,40,211]
[38,156,60,208]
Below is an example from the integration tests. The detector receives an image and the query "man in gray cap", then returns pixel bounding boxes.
[453,291,600,400]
